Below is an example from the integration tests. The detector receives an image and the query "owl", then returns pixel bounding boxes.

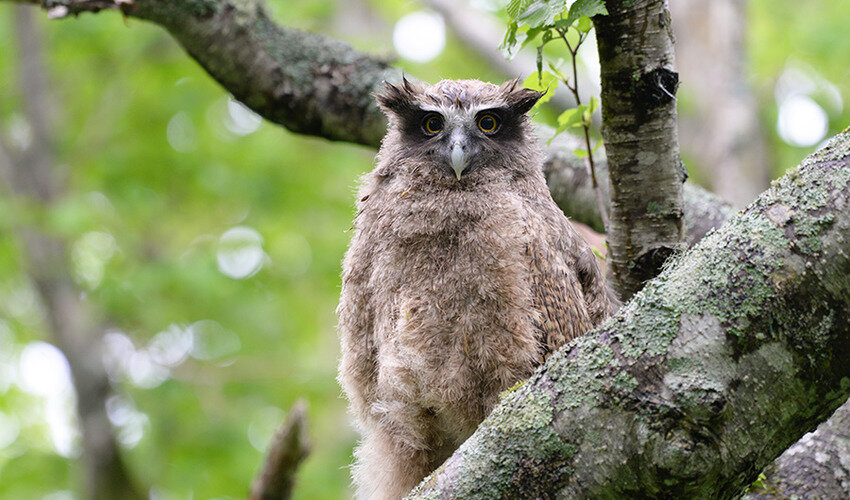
[337,78,618,499]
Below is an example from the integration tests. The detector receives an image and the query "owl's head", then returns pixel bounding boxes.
[375,78,544,183]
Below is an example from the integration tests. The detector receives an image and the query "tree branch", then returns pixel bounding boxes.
[595,0,685,299]
[744,398,850,499]
[543,132,735,245]
[15,0,728,245]
[410,131,850,497]
[250,400,311,500]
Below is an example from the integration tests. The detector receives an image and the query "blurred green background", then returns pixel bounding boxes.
[0,0,847,498]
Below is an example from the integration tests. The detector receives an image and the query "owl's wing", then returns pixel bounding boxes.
[337,202,381,423]
[526,197,618,360]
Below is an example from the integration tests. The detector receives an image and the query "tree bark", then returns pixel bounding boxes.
[595,0,685,299]
[410,130,850,498]
[12,0,727,243]
[3,6,143,499]
[744,399,850,499]
[543,132,735,245]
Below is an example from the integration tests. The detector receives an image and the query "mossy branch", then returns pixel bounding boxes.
[410,132,850,497]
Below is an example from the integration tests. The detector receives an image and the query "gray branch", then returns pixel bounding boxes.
[744,399,850,499]
[410,130,850,498]
[16,0,728,243]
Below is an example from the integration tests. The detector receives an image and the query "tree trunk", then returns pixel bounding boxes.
[410,130,850,498]
[3,6,143,499]
[595,0,685,299]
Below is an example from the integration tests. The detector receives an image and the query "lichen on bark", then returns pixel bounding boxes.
[410,131,850,499]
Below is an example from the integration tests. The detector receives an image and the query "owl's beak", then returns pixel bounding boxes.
[450,141,466,180]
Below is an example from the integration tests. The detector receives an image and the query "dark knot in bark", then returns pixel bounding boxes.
[638,67,679,105]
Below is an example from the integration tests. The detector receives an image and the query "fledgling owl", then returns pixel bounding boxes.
[337,78,618,499]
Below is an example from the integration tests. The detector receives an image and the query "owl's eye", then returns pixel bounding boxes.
[477,113,500,134]
[422,114,444,135]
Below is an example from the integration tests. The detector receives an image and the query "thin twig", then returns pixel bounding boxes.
[557,27,609,232]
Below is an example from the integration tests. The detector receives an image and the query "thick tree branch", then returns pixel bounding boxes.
[16,0,728,243]
[744,399,850,499]
[410,132,850,498]
[595,1,685,299]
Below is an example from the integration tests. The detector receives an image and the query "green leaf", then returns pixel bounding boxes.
[574,148,589,158]
[558,105,586,129]
[549,105,587,144]
[546,60,569,82]
[587,95,599,114]
[516,0,569,29]
[567,0,608,22]
[506,0,534,20]
[575,15,594,33]
[519,26,546,50]
[555,0,607,30]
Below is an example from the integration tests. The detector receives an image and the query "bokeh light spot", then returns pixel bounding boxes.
[393,11,446,63]
[247,406,285,452]
[777,95,828,147]
[217,226,265,279]
[167,111,197,153]
[189,320,241,361]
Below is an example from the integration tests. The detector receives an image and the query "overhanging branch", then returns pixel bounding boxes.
[15,0,730,243]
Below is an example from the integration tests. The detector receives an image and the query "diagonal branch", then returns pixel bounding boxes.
[13,0,729,244]
[410,129,850,498]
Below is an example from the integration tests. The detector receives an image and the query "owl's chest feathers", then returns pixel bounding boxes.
[367,188,541,420]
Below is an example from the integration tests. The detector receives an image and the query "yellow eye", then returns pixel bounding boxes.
[423,114,443,135]
[477,113,499,134]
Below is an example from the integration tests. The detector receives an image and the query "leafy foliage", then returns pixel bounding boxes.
[502,0,607,59]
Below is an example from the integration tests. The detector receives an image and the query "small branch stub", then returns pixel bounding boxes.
[250,399,312,500]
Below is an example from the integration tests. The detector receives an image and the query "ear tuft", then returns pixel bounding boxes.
[375,76,423,116]
[504,80,544,116]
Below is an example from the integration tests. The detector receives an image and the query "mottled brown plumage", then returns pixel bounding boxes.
[337,78,617,499]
